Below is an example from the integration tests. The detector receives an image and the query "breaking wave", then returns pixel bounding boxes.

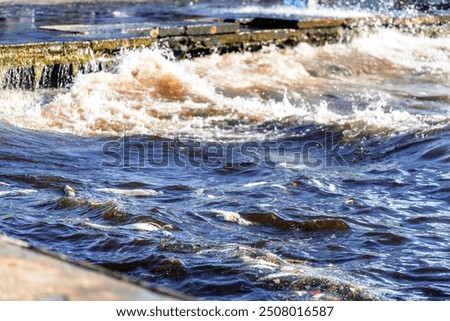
[0,29,449,140]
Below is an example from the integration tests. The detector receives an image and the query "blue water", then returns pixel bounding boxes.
[1,0,449,44]
[1,1,450,300]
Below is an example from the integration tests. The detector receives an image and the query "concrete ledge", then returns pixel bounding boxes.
[0,234,189,300]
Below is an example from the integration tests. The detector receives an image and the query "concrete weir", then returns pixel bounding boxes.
[0,234,187,300]
[1,14,450,89]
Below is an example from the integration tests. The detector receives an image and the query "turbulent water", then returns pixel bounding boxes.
[1,3,450,300]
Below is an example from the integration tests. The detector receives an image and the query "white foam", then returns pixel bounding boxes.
[0,90,44,129]
[353,29,450,78]
[85,221,161,232]
[271,184,288,190]
[243,181,268,188]
[242,257,279,271]
[121,222,160,232]
[112,10,131,18]
[97,188,161,196]
[211,209,253,226]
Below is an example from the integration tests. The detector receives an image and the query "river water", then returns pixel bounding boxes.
[1,1,450,300]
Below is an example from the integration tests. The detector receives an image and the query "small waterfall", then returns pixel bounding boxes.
[1,65,74,90]
[1,67,35,90]
[0,62,111,90]
[39,64,74,89]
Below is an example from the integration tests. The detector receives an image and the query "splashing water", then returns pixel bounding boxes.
[0,29,449,140]
[1,12,450,300]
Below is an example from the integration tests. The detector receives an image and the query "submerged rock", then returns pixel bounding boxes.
[240,212,350,232]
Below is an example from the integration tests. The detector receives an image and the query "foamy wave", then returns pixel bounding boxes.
[353,29,450,78]
[85,221,161,232]
[0,49,307,139]
[0,29,449,140]
[309,96,449,138]
[0,89,45,129]
[97,188,161,197]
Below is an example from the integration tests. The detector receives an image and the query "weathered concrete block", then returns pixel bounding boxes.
[185,22,240,36]
[0,235,187,300]
[150,26,186,38]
